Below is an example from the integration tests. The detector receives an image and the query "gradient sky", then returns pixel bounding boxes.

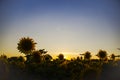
[0,0,120,59]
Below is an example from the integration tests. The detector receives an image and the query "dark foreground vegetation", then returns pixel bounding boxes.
[0,37,120,80]
[0,55,120,80]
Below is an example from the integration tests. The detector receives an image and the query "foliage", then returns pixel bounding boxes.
[1,53,120,80]
[31,50,41,63]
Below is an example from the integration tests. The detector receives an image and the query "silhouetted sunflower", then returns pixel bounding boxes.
[17,37,37,55]
[58,53,64,60]
[110,54,115,60]
[96,50,107,60]
[84,51,91,60]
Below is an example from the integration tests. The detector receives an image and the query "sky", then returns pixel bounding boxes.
[0,0,120,59]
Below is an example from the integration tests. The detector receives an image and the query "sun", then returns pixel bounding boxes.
[62,52,72,60]
[64,56,70,60]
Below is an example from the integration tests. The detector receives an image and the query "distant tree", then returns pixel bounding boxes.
[58,53,64,60]
[84,51,92,60]
[17,37,36,55]
[96,50,107,61]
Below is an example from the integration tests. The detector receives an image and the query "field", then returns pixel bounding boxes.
[0,54,120,80]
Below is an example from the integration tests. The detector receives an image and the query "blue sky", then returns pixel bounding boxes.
[0,0,120,58]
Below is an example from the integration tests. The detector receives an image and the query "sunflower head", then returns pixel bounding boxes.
[17,37,37,55]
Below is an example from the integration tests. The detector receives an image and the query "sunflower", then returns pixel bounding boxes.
[17,37,37,55]
[58,53,64,60]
